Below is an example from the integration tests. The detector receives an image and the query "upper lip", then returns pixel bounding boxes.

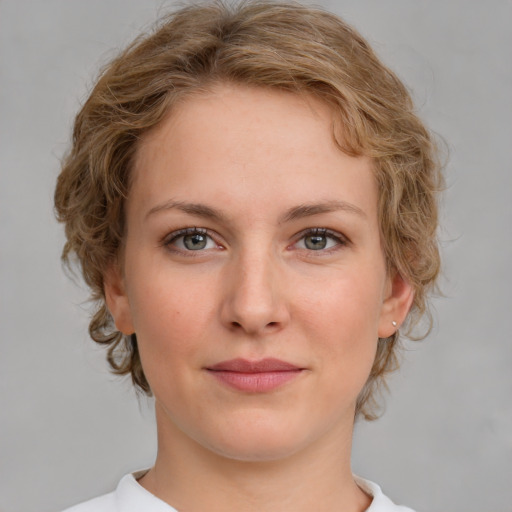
[207,358,302,373]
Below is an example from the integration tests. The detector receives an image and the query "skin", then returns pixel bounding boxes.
[105,84,413,511]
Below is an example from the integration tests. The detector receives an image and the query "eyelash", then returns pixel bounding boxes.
[162,227,348,254]
[163,227,219,253]
[292,228,348,253]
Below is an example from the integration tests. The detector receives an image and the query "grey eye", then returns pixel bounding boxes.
[304,234,328,250]
[183,233,209,250]
[295,229,343,251]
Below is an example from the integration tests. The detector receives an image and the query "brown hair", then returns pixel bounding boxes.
[55,0,442,420]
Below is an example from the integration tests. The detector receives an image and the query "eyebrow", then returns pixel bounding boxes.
[145,199,366,223]
[145,200,227,222]
[280,200,367,223]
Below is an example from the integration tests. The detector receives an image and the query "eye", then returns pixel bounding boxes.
[294,228,345,251]
[165,228,218,252]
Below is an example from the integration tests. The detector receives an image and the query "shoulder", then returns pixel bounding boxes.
[355,476,416,512]
[61,490,116,512]
[61,472,177,512]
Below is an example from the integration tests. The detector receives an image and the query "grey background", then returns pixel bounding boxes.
[1,1,511,511]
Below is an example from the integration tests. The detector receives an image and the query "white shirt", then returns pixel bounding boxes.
[62,471,415,512]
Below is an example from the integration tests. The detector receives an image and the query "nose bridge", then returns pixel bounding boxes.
[221,242,288,335]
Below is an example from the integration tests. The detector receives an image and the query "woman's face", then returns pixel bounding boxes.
[106,84,412,461]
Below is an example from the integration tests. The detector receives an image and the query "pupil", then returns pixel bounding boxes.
[305,235,326,250]
[184,233,207,250]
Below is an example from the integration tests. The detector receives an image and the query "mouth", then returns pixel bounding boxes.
[205,358,305,393]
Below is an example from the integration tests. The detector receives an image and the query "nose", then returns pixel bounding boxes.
[220,249,290,336]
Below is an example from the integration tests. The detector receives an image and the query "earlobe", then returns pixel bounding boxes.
[378,271,414,339]
[104,263,135,335]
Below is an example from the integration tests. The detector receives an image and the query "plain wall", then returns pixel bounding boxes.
[1,1,511,511]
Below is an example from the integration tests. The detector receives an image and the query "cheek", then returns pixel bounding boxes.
[297,270,384,337]
[295,272,383,377]
[126,271,216,371]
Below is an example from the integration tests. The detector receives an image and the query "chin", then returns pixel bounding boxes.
[207,436,307,463]
[197,415,321,463]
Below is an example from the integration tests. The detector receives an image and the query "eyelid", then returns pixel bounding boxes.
[163,226,205,243]
[291,227,349,250]
[162,227,223,252]
[161,226,349,253]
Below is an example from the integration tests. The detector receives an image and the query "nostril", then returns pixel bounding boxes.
[229,320,279,332]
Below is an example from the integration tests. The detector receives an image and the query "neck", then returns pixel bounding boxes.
[138,403,371,512]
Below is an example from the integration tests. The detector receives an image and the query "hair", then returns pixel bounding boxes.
[55,0,442,420]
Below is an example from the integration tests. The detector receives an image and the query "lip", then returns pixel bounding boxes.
[205,358,304,393]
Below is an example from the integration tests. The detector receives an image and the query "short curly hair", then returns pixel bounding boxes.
[55,0,442,420]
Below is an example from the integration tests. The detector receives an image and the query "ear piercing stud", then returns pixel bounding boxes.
[392,321,398,327]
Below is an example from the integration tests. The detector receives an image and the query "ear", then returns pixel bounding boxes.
[378,271,414,338]
[103,263,135,335]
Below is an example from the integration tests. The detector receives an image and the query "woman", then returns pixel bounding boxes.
[55,1,442,510]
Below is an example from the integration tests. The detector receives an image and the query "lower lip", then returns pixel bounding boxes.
[207,370,302,392]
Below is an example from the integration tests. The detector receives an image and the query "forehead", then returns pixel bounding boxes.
[130,83,377,223]
[135,83,337,163]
